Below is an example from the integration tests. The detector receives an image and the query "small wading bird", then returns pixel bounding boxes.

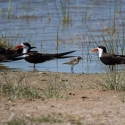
[63,56,82,73]
[91,46,125,70]
[15,42,76,69]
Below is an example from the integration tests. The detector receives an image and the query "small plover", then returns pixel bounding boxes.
[63,56,82,73]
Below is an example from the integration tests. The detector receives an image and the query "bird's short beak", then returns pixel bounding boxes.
[90,48,98,52]
[14,44,23,49]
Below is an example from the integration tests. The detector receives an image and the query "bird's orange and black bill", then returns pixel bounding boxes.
[14,44,23,49]
[91,48,98,52]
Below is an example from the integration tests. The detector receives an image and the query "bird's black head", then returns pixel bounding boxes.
[23,42,31,48]
[77,56,82,60]
[15,42,36,53]
[97,46,107,53]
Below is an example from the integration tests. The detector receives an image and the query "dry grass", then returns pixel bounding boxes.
[1,71,125,124]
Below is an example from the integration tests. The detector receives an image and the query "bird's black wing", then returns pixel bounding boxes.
[100,53,125,65]
[41,50,76,58]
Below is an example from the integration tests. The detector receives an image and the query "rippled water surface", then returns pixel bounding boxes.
[0,0,125,73]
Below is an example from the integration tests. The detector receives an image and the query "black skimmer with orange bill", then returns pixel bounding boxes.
[0,44,37,62]
[63,56,82,73]
[15,42,76,69]
[91,46,125,70]
[0,46,24,62]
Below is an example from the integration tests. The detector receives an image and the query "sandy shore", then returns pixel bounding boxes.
[0,71,125,125]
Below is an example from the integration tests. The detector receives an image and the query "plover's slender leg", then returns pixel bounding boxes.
[71,65,74,73]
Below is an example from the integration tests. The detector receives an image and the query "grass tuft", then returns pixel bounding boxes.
[42,80,66,99]
[6,119,26,125]
[27,115,63,123]
[98,70,125,91]
[60,0,71,25]
[7,0,12,18]
[0,34,10,48]
[42,73,67,99]
[0,72,42,101]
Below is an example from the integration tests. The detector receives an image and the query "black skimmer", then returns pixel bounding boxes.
[0,44,36,62]
[91,46,125,70]
[0,46,24,62]
[15,42,76,69]
[63,56,82,73]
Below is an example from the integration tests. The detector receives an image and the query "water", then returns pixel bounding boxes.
[0,0,125,73]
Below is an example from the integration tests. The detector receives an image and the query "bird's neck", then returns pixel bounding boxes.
[23,48,29,57]
[23,49,27,53]
[98,49,103,58]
